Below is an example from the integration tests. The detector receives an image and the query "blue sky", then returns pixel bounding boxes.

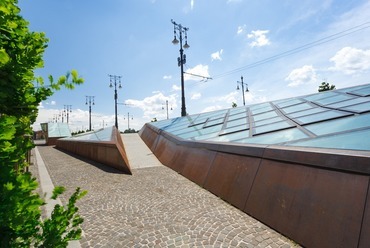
[19,0,370,132]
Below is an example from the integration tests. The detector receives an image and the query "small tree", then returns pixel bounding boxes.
[232,102,237,108]
[1,0,86,246]
[318,82,336,92]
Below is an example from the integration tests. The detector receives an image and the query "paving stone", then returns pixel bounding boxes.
[33,139,300,248]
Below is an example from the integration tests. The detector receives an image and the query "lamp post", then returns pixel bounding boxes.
[85,96,95,131]
[64,105,72,124]
[171,19,190,117]
[236,76,249,106]
[162,100,172,119]
[108,75,122,130]
[124,112,133,130]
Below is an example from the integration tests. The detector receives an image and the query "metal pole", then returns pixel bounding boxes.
[166,100,169,119]
[179,30,186,116]
[241,76,246,106]
[115,86,118,129]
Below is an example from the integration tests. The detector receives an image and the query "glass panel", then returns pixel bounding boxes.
[287,129,370,151]
[294,110,352,125]
[254,116,284,126]
[250,105,273,115]
[170,125,203,136]
[219,124,249,136]
[228,111,247,121]
[305,113,370,135]
[336,84,370,93]
[313,94,354,105]
[226,117,248,128]
[349,86,370,97]
[228,106,247,115]
[176,124,223,139]
[63,126,113,141]
[48,123,71,137]
[327,98,370,109]
[342,102,370,113]
[254,121,293,135]
[304,91,337,101]
[204,117,225,128]
[281,103,313,114]
[234,128,308,145]
[249,102,271,111]
[275,98,303,108]
[287,107,328,118]
[253,111,278,121]
[206,130,249,142]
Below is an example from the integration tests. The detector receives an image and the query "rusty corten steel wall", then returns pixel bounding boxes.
[56,127,131,174]
[139,123,370,248]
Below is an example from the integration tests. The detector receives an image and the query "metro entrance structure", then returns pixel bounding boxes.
[139,83,370,248]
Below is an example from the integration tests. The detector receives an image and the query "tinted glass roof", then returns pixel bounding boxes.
[149,84,370,151]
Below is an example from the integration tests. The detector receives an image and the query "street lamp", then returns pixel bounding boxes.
[171,19,190,117]
[64,105,72,124]
[162,100,172,119]
[108,75,122,130]
[236,76,249,106]
[85,96,95,131]
[124,112,133,130]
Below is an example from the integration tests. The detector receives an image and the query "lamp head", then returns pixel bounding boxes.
[183,41,190,49]
[172,36,179,45]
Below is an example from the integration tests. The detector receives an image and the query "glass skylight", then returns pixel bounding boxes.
[147,84,370,151]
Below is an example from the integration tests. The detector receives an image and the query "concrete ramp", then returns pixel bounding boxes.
[121,133,163,169]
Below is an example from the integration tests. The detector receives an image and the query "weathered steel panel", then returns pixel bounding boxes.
[204,152,261,209]
[359,182,370,248]
[138,124,159,151]
[175,147,217,187]
[154,135,179,169]
[244,159,368,248]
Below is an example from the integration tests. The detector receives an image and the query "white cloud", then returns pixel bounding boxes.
[191,92,201,100]
[172,84,181,91]
[247,30,270,47]
[329,47,370,75]
[211,49,223,61]
[125,92,177,119]
[201,105,223,113]
[190,0,194,10]
[163,75,172,80]
[184,64,210,81]
[286,65,318,87]
[237,25,246,35]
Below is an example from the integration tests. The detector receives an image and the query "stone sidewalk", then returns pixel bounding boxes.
[33,133,299,248]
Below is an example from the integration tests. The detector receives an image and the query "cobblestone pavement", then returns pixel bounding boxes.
[34,145,299,248]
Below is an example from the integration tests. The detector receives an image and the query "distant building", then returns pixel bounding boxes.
[40,122,71,145]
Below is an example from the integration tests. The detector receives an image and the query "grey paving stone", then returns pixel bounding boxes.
[32,135,300,248]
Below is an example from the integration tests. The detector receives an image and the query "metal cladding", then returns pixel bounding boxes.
[56,126,131,174]
[139,84,370,248]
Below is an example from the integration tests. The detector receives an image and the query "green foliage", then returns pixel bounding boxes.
[0,0,86,247]
[318,82,336,92]
[123,128,138,133]
[37,188,87,248]
[231,102,237,108]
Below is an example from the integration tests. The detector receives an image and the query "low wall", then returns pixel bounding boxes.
[139,123,370,248]
[56,127,131,174]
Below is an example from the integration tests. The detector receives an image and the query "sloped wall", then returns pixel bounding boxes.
[139,123,370,248]
[56,127,131,174]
